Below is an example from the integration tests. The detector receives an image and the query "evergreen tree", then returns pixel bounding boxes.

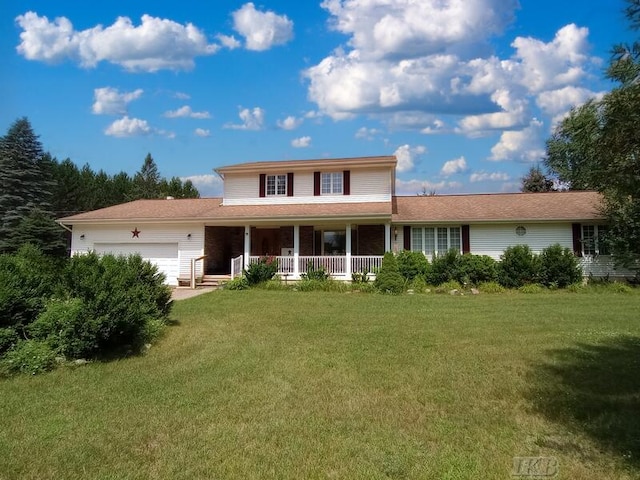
[133,153,161,199]
[520,165,555,192]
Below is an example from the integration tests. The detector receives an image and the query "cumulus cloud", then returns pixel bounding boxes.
[224,107,265,130]
[232,2,293,51]
[163,105,211,119]
[536,85,600,126]
[217,34,241,50]
[16,11,219,71]
[277,115,303,130]
[395,178,462,195]
[291,136,312,148]
[355,127,382,140]
[440,156,468,176]
[469,171,510,182]
[393,144,426,173]
[489,119,545,162]
[174,92,191,100]
[92,87,143,115]
[181,174,223,197]
[194,128,211,137]
[104,116,152,137]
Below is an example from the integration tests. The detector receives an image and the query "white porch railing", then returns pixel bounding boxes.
[248,255,383,278]
[230,255,244,279]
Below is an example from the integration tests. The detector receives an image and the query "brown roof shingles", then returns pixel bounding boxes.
[59,191,604,225]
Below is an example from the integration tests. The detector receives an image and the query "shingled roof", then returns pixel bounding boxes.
[393,191,604,223]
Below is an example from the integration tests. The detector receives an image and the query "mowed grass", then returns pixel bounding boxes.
[1,290,640,480]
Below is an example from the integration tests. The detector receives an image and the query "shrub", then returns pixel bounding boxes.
[255,279,290,290]
[610,282,633,294]
[350,282,377,293]
[396,250,429,281]
[302,262,329,281]
[434,280,462,294]
[519,284,545,294]
[296,279,348,292]
[1,340,57,376]
[538,244,582,288]
[498,245,540,288]
[351,269,370,283]
[224,277,250,290]
[477,281,505,293]
[428,249,462,285]
[374,252,406,294]
[458,254,498,285]
[409,275,428,293]
[0,328,19,355]
[244,257,278,285]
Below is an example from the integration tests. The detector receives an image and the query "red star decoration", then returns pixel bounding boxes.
[131,228,141,238]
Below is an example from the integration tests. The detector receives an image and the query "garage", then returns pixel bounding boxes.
[94,243,179,285]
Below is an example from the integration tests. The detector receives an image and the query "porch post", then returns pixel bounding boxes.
[345,224,352,278]
[293,225,300,278]
[384,222,391,252]
[243,225,251,270]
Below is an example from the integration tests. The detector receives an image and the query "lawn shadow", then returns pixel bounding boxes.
[528,335,640,467]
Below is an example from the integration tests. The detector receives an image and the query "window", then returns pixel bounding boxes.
[266,174,287,196]
[323,230,346,255]
[321,172,343,194]
[582,225,609,255]
[411,226,461,256]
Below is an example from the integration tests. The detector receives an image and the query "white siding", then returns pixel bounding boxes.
[470,223,572,260]
[579,256,637,279]
[222,168,392,205]
[70,223,204,286]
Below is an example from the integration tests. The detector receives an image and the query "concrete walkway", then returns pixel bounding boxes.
[171,287,217,301]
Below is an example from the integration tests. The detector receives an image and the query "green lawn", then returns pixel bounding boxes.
[1,289,640,479]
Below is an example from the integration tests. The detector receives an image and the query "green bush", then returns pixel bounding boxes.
[351,270,370,283]
[301,262,329,281]
[350,282,377,293]
[498,245,540,288]
[428,249,462,285]
[0,328,19,355]
[374,252,406,294]
[434,280,463,294]
[409,275,428,293]
[1,340,57,376]
[255,279,290,290]
[224,276,250,290]
[477,281,506,294]
[538,244,582,288]
[244,257,278,285]
[458,254,498,285]
[519,284,546,294]
[396,250,429,281]
[296,279,348,292]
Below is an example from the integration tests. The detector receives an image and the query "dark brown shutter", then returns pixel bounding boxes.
[314,230,322,255]
[313,172,321,196]
[259,174,266,198]
[287,172,294,197]
[461,225,470,254]
[572,223,582,257]
[343,170,350,195]
[403,226,411,251]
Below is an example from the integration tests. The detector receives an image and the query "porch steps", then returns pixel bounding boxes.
[199,274,231,287]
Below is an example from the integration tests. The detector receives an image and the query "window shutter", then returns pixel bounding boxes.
[287,172,294,197]
[462,225,470,254]
[403,226,411,250]
[259,174,266,197]
[343,170,351,195]
[314,172,321,196]
[572,223,582,257]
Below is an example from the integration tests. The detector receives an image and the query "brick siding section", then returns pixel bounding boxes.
[300,226,314,255]
[357,224,385,255]
[205,226,244,275]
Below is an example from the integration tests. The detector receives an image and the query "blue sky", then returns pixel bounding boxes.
[0,0,633,197]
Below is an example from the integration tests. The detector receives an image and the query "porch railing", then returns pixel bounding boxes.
[230,255,243,279]
[248,255,382,277]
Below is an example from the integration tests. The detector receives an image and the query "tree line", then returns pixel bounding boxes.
[0,117,199,257]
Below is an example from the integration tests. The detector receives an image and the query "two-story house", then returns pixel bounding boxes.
[59,155,632,286]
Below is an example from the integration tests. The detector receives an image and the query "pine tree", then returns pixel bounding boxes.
[133,153,161,199]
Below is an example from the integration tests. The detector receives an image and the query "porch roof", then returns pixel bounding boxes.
[393,191,604,223]
[59,197,392,224]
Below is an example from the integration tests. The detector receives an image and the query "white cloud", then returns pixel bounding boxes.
[181,174,223,197]
[163,105,211,119]
[393,144,426,173]
[224,107,265,130]
[355,127,382,140]
[277,115,303,130]
[440,156,467,176]
[92,87,143,115]
[395,178,462,195]
[174,92,190,100]
[489,119,545,162]
[217,34,241,50]
[194,128,211,137]
[104,116,152,137]
[16,11,218,71]
[291,136,312,148]
[536,86,600,126]
[232,2,293,51]
[469,171,510,182]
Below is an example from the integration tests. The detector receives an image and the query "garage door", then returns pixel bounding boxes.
[94,243,179,285]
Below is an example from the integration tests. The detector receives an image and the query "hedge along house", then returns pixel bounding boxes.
[58,155,634,286]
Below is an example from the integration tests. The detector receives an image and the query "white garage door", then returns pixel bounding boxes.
[94,243,179,285]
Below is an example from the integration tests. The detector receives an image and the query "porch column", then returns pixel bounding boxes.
[243,225,251,269]
[293,225,300,278]
[345,224,352,278]
[384,222,391,252]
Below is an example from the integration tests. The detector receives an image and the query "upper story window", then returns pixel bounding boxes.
[411,226,461,256]
[582,225,609,255]
[321,172,343,194]
[266,174,287,196]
